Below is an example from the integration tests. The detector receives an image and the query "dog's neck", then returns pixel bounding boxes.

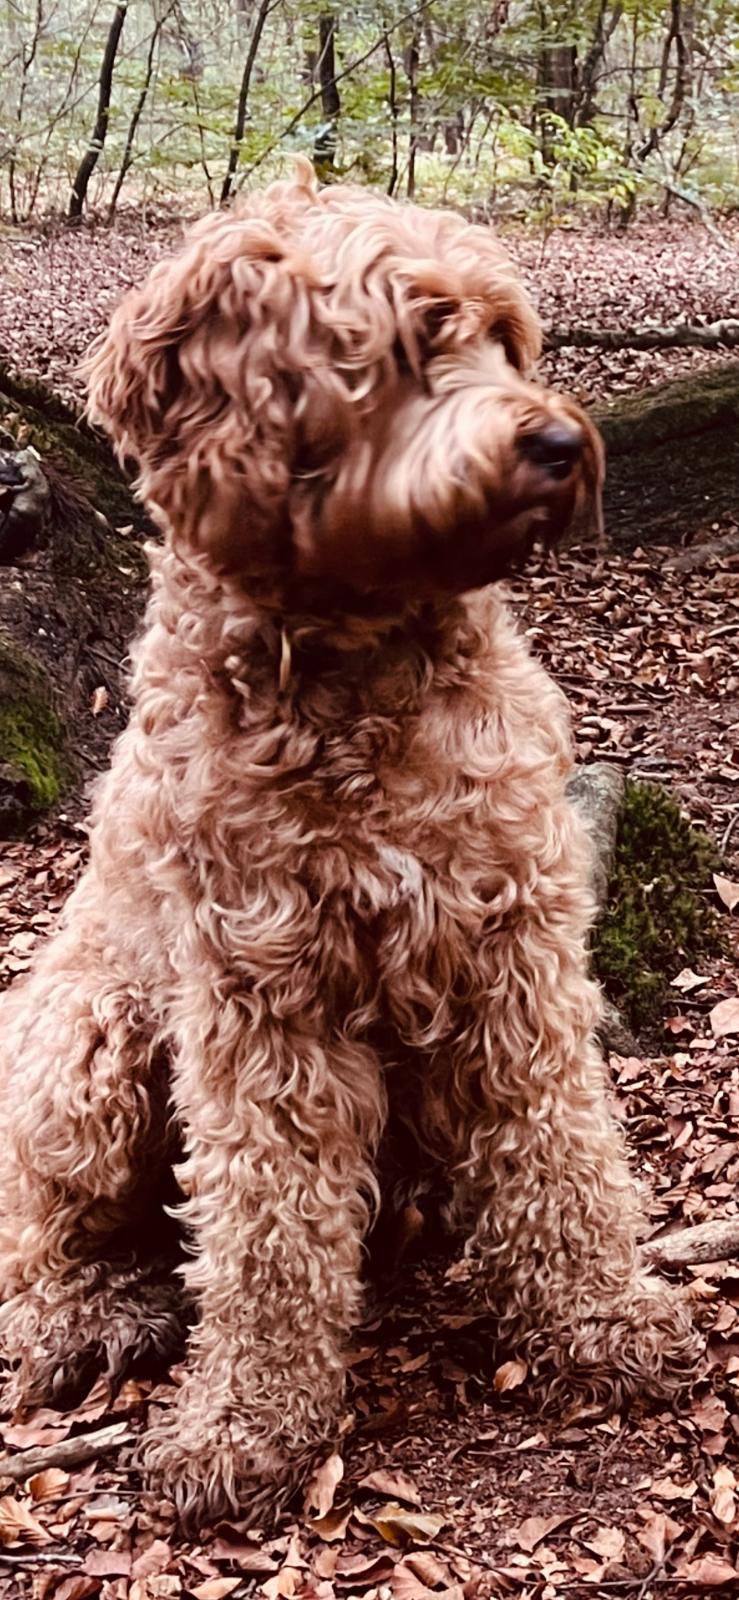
[145,545,479,707]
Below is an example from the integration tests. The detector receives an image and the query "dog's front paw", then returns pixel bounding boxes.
[533,1277,704,1415]
[141,1404,311,1532]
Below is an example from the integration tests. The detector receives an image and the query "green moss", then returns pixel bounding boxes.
[592,781,722,1033]
[0,638,69,814]
[596,361,739,458]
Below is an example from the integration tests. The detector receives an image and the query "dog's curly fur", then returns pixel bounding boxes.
[0,162,699,1528]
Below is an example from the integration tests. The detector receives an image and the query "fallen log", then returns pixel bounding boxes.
[643,1217,739,1269]
[546,318,739,353]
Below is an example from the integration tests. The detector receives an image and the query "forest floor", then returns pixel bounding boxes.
[0,211,738,1600]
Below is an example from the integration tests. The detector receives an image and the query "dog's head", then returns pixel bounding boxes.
[86,161,602,599]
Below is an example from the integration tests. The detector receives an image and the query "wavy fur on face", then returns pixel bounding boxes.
[85,159,601,592]
[0,167,697,1531]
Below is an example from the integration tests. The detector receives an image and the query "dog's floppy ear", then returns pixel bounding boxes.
[84,213,308,570]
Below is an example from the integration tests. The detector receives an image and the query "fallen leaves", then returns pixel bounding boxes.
[0,1494,50,1546]
[711,1464,737,1526]
[710,997,739,1038]
[304,1452,344,1519]
[714,874,739,913]
[492,1357,527,1392]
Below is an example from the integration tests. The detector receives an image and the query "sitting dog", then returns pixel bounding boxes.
[0,161,698,1528]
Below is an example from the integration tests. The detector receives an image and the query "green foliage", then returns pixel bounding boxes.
[592,782,723,1033]
[0,0,737,220]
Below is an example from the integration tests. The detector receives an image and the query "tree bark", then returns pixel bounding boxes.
[546,318,739,353]
[220,0,272,205]
[314,13,340,171]
[68,2,127,220]
[644,1218,739,1269]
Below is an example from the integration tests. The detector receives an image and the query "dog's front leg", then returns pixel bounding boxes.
[445,831,701,1409]
[142,1002,383,1530]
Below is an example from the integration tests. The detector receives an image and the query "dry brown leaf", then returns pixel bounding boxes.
[210,1541,278,1573]
[711,1464,737,1526]
[130,1540,174,1581]
[357,1502,447,1547]
[84,1549,133,1577]
[91,686,109,716]
[710,997,739,1039]
[53,1580,101,1600]
[585,1525,626,1565]
[313,1547,338,1580]
[0,1495,50,1547]
[675,1554,738,1585]
[2,1413,71,1449]
[570,1553,606,1580]
[308,1505,351,1542]
[513,1512,572,1553]
[359,1469,421,1505]
[261,1566,301,1599]
[389,1566,455,1600]
[28,1468,70,1502]
[334,1552,395,1584]
[636,1509,683,1562]
[403,1551,453,1588]
[492,1357,527,1392]
[693,1396,729,1432]
[713,874,739,912]
[671,967,707,992]
[190,1581,242,1600]
[651,1476,698,1501]
[304,1451,344,1518]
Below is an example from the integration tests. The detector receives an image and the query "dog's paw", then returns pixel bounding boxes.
[531,1278,704,1416]
[0,1271,188,1415]
[141,1408,308,1532]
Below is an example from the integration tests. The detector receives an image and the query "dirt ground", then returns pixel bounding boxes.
[0,212,737,1599]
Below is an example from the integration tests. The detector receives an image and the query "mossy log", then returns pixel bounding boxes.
[0,370,146,830]
[592,362,739,550]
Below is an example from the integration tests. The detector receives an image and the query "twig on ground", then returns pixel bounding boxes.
[0,1421,133,1483]
[545,317,739,352]
[644,1215,739,1268]
[0,1551,82,1567]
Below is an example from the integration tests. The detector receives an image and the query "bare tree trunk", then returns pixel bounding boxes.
[68,2,127,220]
[314,13,340,171]
[575,0,623,127]
[108,9,171,217]
[405,20,421,199]
[220,0,272,205]
[384,31,399,196]
[636,0,693,163]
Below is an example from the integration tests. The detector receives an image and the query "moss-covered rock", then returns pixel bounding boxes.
[592,780,722,1033]
[0,638,67,823]
[596,361,739,458]
[0,367,147,830]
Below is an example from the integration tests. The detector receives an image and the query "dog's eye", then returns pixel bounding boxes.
[392,338,413,375]
[487,321,525,371]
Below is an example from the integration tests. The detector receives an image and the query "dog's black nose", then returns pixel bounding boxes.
[519,421,584,480]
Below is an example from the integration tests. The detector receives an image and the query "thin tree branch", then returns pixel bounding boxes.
[545,318,739,352]
[220,0,276,204]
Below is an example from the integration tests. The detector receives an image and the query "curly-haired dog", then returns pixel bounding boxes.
[0,161,698,1527]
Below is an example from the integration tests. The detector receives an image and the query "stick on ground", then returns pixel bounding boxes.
[0,1421,133,1484]
[644,1217,739,1269]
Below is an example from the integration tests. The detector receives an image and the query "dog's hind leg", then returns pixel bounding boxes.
[0,907,180,1412]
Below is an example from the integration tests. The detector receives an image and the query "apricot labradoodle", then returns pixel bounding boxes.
[0,162,698,1527]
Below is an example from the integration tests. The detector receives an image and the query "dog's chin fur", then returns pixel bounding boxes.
[0,166,699,1535]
